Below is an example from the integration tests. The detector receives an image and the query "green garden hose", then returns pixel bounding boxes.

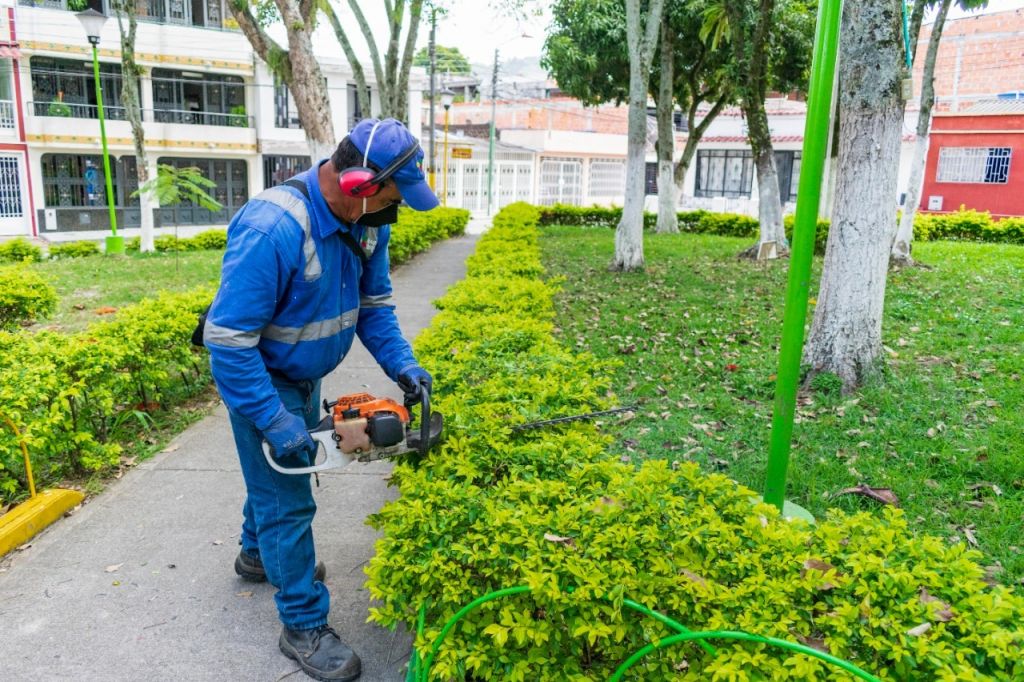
[413,585,878,681]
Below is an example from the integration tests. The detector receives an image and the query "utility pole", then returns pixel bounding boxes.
[428,10,437,191]
[487,48,498,216]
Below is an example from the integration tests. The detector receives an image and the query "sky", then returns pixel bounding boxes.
[316,0,1024,71]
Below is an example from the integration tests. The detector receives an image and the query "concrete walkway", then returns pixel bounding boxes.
[0,232,480,682]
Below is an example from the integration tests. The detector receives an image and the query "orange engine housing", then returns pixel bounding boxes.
[331,393,410,423]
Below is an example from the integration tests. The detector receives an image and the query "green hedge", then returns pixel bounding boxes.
[0,288,212,501]
[540,205,1024,249]
[0,266,57,331]
[366,202,1024,680]
[390,207,470,265]
[49,241,101,259]
[0,237,44,264]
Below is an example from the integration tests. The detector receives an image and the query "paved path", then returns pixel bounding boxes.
[0,232,480,682]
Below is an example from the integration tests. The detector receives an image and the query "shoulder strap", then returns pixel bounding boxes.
[282,177,368,265]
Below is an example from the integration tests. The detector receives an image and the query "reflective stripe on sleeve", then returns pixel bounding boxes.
[255,186,323,281]
[359,293,394,308]
[204,321,261,348]
[261,309,359,345]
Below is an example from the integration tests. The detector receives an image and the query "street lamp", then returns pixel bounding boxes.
[76,9,123,255]
[440,88,455,208]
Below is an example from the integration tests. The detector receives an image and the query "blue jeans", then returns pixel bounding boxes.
[227,374,329,630]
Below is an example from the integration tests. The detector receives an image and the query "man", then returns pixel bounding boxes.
[203,118,437,681]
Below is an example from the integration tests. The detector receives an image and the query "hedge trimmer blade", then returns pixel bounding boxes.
[511,406,638,432]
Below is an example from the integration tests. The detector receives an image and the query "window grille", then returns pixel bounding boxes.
[0,156,22,218]
[152,69,246,126]
[156,157,248,225]
[539,158,582,206]
[937,147,1011,184]
[30,56,126,120]
[589,158,625,197]
[42,154,137,208]
[263,155,311,189]
[695,150,754,199]
[274,76,301,129]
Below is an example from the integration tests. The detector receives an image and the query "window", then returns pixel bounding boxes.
[695,149,802,202]
[156,157,248,225]
[0,156,23,218]
[696,150,754,198]
[588,158,625,198]
[152,69,247,126]
[41,154,138,208]
[30,56,125,120]
[263,155,311,189]
[347,83,371,130]
[644,162,659,195]
[274,76,301,129]
[937,147,1012,184]
[539,158,582,206]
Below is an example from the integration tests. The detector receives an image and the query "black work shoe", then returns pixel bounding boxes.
[279,624,362,681]
[235,550,326,583]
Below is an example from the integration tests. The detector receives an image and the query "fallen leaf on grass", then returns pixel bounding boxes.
[967,482,1003,497]
[105,563,124,573]
[833,484,900,507]
[95,306,118,315]
[960,525,979,547]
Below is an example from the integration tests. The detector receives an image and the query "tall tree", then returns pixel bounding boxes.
[803,0,906,391]
[703,0,815,259]
[414,45,471,75]
[892,0,987,265]
[229,0,336,160]
[614,0,666,271]
[544,0,734,240]
[111,0,155,253]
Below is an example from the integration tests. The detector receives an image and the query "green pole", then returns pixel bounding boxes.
[91,41,124,255]
[763,0,842,509]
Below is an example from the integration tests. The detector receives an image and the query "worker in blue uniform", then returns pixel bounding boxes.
[203,118,437,681]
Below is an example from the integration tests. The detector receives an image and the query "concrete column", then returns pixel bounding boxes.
[140,67,154,123]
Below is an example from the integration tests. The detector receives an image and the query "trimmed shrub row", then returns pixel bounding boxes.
[0,288,212,501]
[0,266,57,331]
[366,202,1024,680]
[126,229,229,253]
[0,237,44,264]
[49,241,101,259]
[389,207,470,264]
[539,204,1024,250]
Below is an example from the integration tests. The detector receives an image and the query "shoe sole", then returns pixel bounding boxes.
[235,555,327,583]
[279,639,362,682]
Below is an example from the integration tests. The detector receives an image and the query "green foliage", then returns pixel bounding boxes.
[0,237,44,264]
[538,205,757,238]
[188,229,229,250]
[367,203,1024,680]
[47,99,72,117]
[48,241,101,259]
[809,370,844,398]
[133,164,222,214]
[0,288,213,502]
[413,45,472,75]
[0,266,57,330]
[389,207,470,265]
[784,213,832,254]
[227,105,248,127]
[914,207,1024,245]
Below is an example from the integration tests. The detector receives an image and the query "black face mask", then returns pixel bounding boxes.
[357,200,400,227]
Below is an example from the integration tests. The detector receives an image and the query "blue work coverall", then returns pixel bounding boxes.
[204,162,416,629]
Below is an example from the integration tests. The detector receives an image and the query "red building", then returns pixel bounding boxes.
[920,100,1024,218]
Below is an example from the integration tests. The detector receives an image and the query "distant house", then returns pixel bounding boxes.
[920,99,1023,218]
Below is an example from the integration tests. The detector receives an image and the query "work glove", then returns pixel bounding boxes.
[262,404,315,459]
[397,364,433,406]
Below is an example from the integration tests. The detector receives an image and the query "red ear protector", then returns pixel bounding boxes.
[339,121,422,198]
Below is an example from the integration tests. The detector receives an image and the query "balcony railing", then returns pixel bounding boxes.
[0,100,15,129]
[18,0,238,30]
[30,100,127,121]
[153,108,252,128]
[29,102,252,128]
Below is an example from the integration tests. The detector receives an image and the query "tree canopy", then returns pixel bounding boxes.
[414,45,473,75]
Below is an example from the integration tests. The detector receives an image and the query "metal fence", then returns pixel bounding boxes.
[0,156,23,218]
[30,100,127,121]
[0,100,14,129]
[29,101,252,127]
[539,158,583,206]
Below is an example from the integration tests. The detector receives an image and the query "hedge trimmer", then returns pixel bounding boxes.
[511,406,638,432]
[262,389,443,475]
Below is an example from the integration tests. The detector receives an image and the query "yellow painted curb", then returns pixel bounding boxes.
[0,488,84,558]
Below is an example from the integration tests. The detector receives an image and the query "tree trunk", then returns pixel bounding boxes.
[892,0,952,265]
[655,21,677,234]
[613,0,665,271]
[230,0,335,159]
[746,98,786,259]
[674,93,730,201]
[395,0,423,122]
[804,0,906,392]
[114,0,154,252]
[347,0,386,116]
[322,2,372,120]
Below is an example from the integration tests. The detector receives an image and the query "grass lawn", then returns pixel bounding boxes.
[29,250,223,332]
[542,226,1024,584]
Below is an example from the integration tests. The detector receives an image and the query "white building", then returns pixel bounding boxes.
[2,0,424,240]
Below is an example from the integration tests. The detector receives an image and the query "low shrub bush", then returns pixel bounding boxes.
[0,288,212,501]
[48,240,101,259]
[366,202,1024,681]
[0,237,44,264]
[389,207,470,265]
[0,266,57,331]
[784,214,831,254]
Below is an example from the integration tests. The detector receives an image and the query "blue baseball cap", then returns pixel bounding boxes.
[348,118,439,211]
